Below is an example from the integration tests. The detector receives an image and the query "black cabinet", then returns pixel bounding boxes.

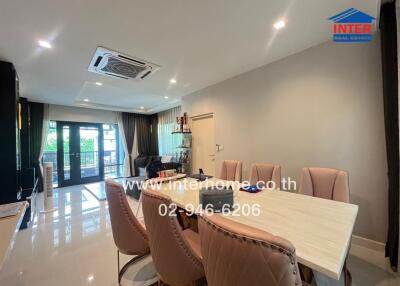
[0,61,21,204]
[20,176,38,229]
[20,97,31,170]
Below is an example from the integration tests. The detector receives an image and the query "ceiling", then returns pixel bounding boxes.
[0,0,380,114]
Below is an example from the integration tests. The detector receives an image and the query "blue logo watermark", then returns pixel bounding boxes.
[328,8,375,42]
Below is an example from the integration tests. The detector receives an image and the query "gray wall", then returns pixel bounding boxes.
[182,36,388,242]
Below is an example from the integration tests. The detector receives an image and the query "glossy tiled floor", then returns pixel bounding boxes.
[0,184,399,286]
[0,185,144,286]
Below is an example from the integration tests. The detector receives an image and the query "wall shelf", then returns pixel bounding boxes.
[172,130,192,175]
[172,131,192,134]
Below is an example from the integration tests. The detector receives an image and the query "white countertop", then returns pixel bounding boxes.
[0,201,28,271]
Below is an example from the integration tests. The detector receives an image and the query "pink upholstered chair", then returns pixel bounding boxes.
[198,214,308,286]
[298,167,351,285]
[105,180,150,285]
[219,160,243,182]
[250,163,281,189]
[141,189,205,286]
[298,167,349,203]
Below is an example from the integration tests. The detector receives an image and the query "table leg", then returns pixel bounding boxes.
[313,270,345,286]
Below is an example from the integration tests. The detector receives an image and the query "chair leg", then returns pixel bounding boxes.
[117,251,149,285]
[117,250,120,285]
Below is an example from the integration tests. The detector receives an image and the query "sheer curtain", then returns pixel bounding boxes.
[117,113,130,177]
[157,106,181,156]
[39,104,49,180]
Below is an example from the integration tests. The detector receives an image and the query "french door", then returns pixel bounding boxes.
[57,122,104,187]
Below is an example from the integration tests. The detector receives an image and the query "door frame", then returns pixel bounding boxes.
[56,121,104,187]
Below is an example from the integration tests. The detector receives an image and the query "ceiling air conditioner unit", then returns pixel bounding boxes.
[88,47,160,80]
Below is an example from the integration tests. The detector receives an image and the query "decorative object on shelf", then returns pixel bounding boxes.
[175,112,191,133]
[183,137,191,147]
[171,124,192,175]
[177,137,191,148]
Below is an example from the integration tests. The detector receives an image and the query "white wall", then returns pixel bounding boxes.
[49,105,117,124]
[182,36,388,243]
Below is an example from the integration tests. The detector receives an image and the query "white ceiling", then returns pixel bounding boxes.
[0,0,380,114]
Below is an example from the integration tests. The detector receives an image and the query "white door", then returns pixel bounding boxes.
[191,114,215,176]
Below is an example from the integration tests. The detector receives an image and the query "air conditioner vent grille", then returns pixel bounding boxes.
[101,57,147,78]
[88,47,160,80]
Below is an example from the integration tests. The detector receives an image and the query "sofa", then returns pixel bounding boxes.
[134,155,181,177]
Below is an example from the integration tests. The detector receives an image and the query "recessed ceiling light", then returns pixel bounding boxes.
[88,275,94,281]
[140,106,145,110]
[170,78,177,84]
[83,99,89,102]
[164,96,169,99]
[95,82,103,86]
[273,20,286,30]
[38,40,52,49]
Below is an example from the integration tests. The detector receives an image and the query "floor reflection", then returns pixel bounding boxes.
[30,187,110,250]
[0,184,132,286]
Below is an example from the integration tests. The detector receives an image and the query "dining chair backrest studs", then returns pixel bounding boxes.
[105,180,153,285]
[105,179,149,255]
[198,214,303,286]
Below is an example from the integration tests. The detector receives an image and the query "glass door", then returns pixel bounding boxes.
[57,122,104,187]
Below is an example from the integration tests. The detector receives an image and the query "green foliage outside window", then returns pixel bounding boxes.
[44,128,95,152]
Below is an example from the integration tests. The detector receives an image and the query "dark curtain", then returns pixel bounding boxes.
[150,114,159,155]
[122,112,136,176]
[380,1,399,270]
[136,115,152,156]
[28,102,44,192]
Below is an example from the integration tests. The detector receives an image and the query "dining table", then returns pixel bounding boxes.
[141,177,358,283]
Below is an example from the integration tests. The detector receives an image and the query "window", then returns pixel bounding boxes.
[157,106,182,156]
[42,121,124,187]
[103,124,124,178]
